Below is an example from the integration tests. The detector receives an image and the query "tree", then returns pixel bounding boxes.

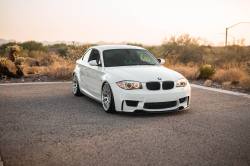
[20,41,48,52]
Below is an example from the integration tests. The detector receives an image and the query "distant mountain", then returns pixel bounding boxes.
[0,38,18,45]
[0,38,151,46]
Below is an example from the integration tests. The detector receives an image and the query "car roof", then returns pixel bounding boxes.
[91,45,145,51]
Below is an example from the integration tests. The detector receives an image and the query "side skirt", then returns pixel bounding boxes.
[80,88,102,103]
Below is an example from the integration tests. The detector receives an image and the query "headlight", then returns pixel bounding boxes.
[176,78,187,87]
[116,81,142,90]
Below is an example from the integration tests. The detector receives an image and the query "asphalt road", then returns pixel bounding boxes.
[0,83,250,166]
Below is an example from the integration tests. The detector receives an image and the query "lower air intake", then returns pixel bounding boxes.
[179,97,186,103]
[126,100,139,107]
[143,101,177,109]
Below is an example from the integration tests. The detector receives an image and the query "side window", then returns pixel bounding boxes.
[88,49,102,66]
[83,49,92,62]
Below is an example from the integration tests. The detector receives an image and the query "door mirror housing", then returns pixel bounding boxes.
[157,59,165,64]
[89,60,98,66]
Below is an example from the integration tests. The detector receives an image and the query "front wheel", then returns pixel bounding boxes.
[101,83,116,113]
[72,74,83,96]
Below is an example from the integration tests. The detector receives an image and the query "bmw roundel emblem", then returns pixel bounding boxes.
[157,77,162,80]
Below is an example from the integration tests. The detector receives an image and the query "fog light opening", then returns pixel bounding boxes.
[179,106,184,110]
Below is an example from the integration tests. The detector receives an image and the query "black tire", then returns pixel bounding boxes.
[72,74,83,96]
[101,82,116,113]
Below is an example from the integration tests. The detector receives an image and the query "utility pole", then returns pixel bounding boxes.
[220,33,235,45]
[225,22,250,47]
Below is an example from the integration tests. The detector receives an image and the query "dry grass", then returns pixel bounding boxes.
[42,61,75,79]
[25,66,41,74]
[222,81,231,87]
[172,66,189,78]
[25,57,39,67]
[188,70,200,80]
[6,59,16,74]
[212,68,245,83]
[204,80,212,86]
[239,76,250,90]
[167,65,200,80]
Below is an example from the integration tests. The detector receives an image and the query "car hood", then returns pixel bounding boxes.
[105,66,184,82]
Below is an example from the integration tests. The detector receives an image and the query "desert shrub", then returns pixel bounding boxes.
[39,52,58,66]
[212,69,225,83]
[198,65,215,79]
[188,70,200,80]
[5,45,25,77]
[29,50,41,58]
[15,57,25,76]
[222,81,231,87]
[187,62,196,68]
[204,80,212,86]
[52,66,74,79]
[0,58,17,77]
[19,49,29,57]
[6,59,16,74]
[66,42,91,61]
[25,57,39,67]
[42,61,75,79]
[26,66,40,74]
[6,45,20,62]
[172,67,189,78]
[0,58,8,77]
[239,76,250,90]
[212,68,244,83]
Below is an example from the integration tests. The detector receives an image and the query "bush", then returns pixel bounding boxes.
[172,67,189,78]
[25,57,39,67]
[0,58,7,77]
[42,62,75,79]
[39,52,58,66]
[198,65,215,79]
[222,81,231,87]
[188,70,200,80]
[204,80,212,86]
[29,50,41,58]
[239,76,250,91]
[212,68,244,83]
[26,66,40,74]
[0,58,16,77]
[5,45,25,77]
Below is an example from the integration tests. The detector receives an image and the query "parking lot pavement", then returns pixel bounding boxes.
[0,82,250,166]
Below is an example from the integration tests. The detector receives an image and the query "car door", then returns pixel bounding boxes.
[85,49,105,100]
[78,49,92,92]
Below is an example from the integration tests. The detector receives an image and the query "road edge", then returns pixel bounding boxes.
[0,81,71,85]
[0,81,249,98]
[191,84,250,98]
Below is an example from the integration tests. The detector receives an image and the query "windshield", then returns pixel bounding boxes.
[103,49,159,67]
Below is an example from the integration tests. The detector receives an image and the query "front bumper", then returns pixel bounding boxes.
[110,82,191,113]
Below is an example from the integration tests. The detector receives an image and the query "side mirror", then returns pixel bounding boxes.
[89,60,98,66]
[157,59,165,64]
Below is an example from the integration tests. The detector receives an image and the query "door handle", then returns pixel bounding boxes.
[84,67,87,70]
[99,77,102,81]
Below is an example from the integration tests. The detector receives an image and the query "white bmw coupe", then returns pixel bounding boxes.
[73,45,191,113]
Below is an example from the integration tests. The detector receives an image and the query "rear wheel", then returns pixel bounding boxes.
[72,74,83,96]
[102,83,116,113]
